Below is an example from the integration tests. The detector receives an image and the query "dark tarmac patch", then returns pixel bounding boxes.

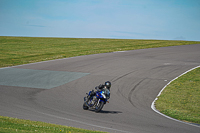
[0,68,89,89]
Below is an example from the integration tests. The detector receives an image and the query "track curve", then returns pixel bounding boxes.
[1,44,200,133]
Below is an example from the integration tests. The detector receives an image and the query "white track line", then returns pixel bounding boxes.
[16,104,131,133]
[37,111,131,133]
[151,65,200,128]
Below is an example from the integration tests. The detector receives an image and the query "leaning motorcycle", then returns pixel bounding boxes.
[83,88,110,112]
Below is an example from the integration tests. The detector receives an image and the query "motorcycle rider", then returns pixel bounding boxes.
[88,81,111,99]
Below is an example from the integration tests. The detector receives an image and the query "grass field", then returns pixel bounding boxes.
[0,36,200,68]
[0,116,105,133]
[0,36,200,132]
[155,67,200,124]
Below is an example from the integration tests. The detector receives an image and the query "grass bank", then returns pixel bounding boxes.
[155,67,200,124]
[0,36,199,68]
[0,116,106,133]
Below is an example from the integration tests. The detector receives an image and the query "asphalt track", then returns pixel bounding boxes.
[0,44,200,133]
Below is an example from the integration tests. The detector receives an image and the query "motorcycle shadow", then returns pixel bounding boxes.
[88,109,122,114]
[100,110,122,114]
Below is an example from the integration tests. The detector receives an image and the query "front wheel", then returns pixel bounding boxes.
[95,101,104,112]
[83,102,89,110]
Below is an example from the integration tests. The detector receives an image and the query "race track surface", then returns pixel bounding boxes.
[0,44,200,133]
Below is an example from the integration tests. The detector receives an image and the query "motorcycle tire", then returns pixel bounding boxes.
[95,101,104,112]
[83,102,89,110]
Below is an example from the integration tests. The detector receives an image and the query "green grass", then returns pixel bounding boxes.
[0,36,199,68]
[155,67,200,124]
[0,116,106,133]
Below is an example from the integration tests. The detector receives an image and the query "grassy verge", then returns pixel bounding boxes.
[155,67,200,124]
[0,116,106,133]
[0,36,199,68]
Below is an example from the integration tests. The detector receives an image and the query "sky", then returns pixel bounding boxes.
[0,0,200,41]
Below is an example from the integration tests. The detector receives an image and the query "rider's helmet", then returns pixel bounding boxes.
[105,81,111,89]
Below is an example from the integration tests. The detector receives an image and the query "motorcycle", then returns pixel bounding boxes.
[83,88,110,112]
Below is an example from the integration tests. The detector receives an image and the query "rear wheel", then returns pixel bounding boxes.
[95,101,104,112]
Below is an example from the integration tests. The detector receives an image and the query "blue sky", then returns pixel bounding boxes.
[0,0,200,41]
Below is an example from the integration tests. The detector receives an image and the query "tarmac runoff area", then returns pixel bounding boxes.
[0,68,89,89]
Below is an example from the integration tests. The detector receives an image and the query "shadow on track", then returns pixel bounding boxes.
[87,109,122,114]
[100,110,122,114]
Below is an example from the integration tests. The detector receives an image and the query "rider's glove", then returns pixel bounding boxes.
[98,84,103,89]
